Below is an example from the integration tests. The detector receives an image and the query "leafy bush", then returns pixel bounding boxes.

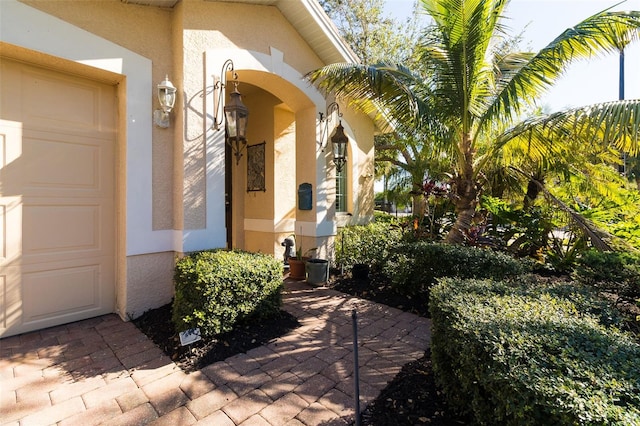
[607,219,640,251]
[373,210,400,223]
[481,196,605,273]
[482,196,556,259]
[172,250,283,337]
[383,242,532,295]
[335,221,402,270]
[430,278,640,425]
[574,250,640,299]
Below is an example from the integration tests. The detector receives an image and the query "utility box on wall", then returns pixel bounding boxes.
[298,183,312,210]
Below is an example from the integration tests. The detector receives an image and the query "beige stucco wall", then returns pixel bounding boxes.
[20,0,179,317]
[240,89,280,254]
[181,1,324,73]
[125,252,176,319]
[22,0,177,232]
[346,109,376,221]
[14,0,375,319]
[273,106,297,218]
[179,0,325,231]
[176,0,376,255]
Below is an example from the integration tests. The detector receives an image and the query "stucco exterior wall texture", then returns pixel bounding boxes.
[179,0,326,233]
[22,0,177,232]
[126,252,176,319]
[10,0,375,321]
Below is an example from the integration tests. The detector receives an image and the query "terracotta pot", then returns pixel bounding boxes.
[288,257,308,280]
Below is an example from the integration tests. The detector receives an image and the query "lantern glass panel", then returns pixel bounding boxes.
[331,123,347,160]
[224,90,249,140]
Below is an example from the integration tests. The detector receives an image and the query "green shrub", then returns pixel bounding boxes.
[335,221,402,270]
[481,196,556,259]
[574,250,640,299]
[430,278,640,425]
[373,210,399,223]
[383,242,532,295]
[172,250,283,337]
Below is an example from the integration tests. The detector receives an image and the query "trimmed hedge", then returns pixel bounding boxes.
[172,250,283,337]
[383,242,532,295]
[573,249,640,299]
[336,221,402,270]
[430,278,640,425]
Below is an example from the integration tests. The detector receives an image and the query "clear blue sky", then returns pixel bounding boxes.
[383,0,640,110]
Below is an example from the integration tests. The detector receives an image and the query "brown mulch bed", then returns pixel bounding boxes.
[360,349,469,425]
[132,304,299,373]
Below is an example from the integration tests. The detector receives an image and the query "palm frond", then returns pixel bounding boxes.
[418,0,510,132]
[306,62,434,132]
[511,168,617,251]
[480,10,640,136]
[482,99,640,173]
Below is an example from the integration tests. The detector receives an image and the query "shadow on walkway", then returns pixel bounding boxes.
[1,279,431,425]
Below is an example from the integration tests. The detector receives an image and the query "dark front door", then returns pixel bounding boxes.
[225,137,232,248]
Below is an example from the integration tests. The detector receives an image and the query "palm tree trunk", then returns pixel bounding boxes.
[445,177,477,244]
[408,178,425,219]
[523,174,544,209]
[445,135,477,244]
[412,192,427,219]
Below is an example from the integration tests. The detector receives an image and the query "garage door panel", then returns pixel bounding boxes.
[24,136,100,193]
[0,197,22,264]
[0,274,6,330]
[19,67,108,132]
[0,203,6,262]
[0,266,21,334]
[0,58,116,338]
[22,130,113,198]
[22,264,101,323]
[0,122,23,199]
[23,203,101,257]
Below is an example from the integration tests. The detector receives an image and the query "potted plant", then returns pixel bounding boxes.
[287,235,315,280]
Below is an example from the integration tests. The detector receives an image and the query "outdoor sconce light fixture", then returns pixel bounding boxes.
[212,59,249,165]
[154,75,177,128]
[319,102,348,173]
[330,120,348,173]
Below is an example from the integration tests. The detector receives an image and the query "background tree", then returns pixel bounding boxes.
[628,155,640,190]
[375,130,451,217]
[309,0,640,245]
[320,0,422,65]
[321,0,431,211]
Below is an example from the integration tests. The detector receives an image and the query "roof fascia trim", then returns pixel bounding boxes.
[296,0,360,64]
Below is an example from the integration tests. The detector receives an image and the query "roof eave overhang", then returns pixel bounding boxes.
[293,0,360,65]
[121,0,360,65]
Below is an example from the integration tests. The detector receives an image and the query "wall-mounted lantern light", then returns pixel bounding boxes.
[154,75,176,128]
[330,121,348,173]
[212,59,249,165]
[319,102,348,173]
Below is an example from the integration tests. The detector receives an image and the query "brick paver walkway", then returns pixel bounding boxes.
[1,279,431,425]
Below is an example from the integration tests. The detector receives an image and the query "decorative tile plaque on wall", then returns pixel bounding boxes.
[247,141,266,192]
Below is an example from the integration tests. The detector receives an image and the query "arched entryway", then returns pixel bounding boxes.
[220,73,332,259]
[194,47,373,263]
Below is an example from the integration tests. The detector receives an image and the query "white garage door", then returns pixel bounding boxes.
[0,58,116,338]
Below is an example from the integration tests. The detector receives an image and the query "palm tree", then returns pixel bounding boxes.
[308,0,640,244]
[375,130,451,218]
